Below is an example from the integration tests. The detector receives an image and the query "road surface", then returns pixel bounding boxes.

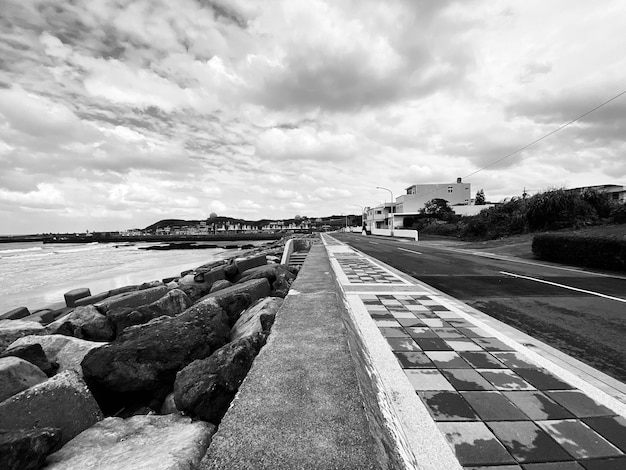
[332,233,626,382]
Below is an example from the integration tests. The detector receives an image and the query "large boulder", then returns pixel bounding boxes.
[230,297,283,342]
[209,279,232,294]
[0,428,61,470]
[0,356,48,402]
[81,300,230,413]
[0,370,102,447]
[7,334,102,377]
[95,285,169,314]
[45,414,216,470]
[106,289,192,335]
[0,319,46,350]
[234,254,267,275]
[174,333,266,424]
[199,278,271,325]
[47,305,114,342]
[0,306,30,321]
[0,342,57,377]
[237,264,296,298]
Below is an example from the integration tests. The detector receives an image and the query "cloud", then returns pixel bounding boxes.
[255,126,356,161]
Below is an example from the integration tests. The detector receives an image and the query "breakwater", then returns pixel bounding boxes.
[0,236,312,469]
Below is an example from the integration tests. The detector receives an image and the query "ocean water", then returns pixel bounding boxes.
[0,241,269,314]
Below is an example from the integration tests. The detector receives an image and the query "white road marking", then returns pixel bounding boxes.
[421,244,626,280]
[369,241,379,245]
[398,247,422,255]
[500,271,626,303]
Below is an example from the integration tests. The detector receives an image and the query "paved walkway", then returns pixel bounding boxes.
[323,234,626,470]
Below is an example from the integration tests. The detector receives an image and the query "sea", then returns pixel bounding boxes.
[0,240,270,314]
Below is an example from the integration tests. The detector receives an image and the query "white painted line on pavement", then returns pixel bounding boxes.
[369,241,379,245]
[398,247,422,255]
[500,271,626,303]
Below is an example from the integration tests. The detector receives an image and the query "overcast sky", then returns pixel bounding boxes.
[1,0,625,234]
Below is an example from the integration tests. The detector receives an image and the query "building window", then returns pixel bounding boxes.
[447,186,453,193]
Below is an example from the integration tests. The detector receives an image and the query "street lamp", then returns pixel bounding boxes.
[376,186,394,236]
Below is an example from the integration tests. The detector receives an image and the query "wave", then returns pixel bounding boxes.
[54,244,109,254]
[0,246,43,254]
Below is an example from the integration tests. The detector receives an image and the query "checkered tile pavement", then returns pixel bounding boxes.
[335,256,405,284]
[362,292,626,469]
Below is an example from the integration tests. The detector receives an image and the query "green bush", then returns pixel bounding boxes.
[610,204,626,224]
[532,233,626,271]
[526,189,597,231]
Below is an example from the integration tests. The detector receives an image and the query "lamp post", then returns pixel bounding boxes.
[353,204,365,232]
[376,186,394,236]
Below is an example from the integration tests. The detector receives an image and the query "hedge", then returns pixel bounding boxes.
[532,233,626,271]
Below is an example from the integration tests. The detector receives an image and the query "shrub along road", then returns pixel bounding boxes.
[333,233,626,383]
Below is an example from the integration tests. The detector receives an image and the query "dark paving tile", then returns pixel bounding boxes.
[406,327,439,339]
[430,305,451,311]
[387,305,410,312]
[493,352,539,369]
[479,370,536,391]
[580,457,626,470]
[488,421,572,463]
[502,391,575,420]
[521,461,584,469]
[432,327,466,339]
[462,391,529,421]
[425,351,472,369]
[442,369,495,391]
[467,466,523,470]
[370,312,395,320]
[446,338,485,351]
[546,391,616,418]
[458,327,491,338]
[472,337,516,351]
[397,317,426,327]
[460,351,507,369]
[421,318,451,328]
[419,391,479,421]
[410,295,431,300]
[394,351,434,369]
[414,337,453,351]
[404,369,455,391]
[513,369,574,390]
[445,319,475,328]
[437,421,516,466]
[583,416,626,452]
[384,336,421,352]
[379,326,410,337]
[537,420,622,459]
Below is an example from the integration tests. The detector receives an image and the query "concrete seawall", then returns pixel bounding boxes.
[203,243,383,469]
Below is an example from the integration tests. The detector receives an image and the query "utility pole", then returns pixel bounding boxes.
[376,186,394,237]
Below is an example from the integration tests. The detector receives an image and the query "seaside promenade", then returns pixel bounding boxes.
[207,233,626,469]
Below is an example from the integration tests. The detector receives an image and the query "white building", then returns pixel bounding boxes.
[396,178,472,212]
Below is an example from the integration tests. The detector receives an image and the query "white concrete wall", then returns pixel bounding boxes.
[371,228,418,240]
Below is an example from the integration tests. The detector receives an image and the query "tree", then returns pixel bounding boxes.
[422,198,454,220]
[475,189,486,205]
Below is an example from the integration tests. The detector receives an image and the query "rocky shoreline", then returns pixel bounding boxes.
[0,235,313,470]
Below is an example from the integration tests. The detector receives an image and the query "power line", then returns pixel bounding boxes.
[463,89,626,179]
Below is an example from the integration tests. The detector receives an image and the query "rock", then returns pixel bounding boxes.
[47,305,114,342]
[176,275,215,303]
[199,278,271,324]
[174,333,266,423]
[0,370,103,447]
[0,427,61,470]
[0,343,58,377]
[209,279,232,293]
[45,414,216,470]
[106,289,192,335]
[0,319,46,350]
[23,309,56,325]
[266,255,281,264]
[223,262,239,281]
[234,254,267,275]
[237,264,296,298]
[0,356,48,402]
[63,288,91,308]
[74,292,109,307]
[0,306,30,321]
[8,334,102,376]
[95,285,169,314]
[160,392,178,414]
[230,297,283,342]
[81,300,230,414]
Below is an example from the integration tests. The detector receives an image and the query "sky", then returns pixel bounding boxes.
[1,0,625,234]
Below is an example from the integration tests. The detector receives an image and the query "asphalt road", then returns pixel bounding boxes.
[332,233,626,383]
